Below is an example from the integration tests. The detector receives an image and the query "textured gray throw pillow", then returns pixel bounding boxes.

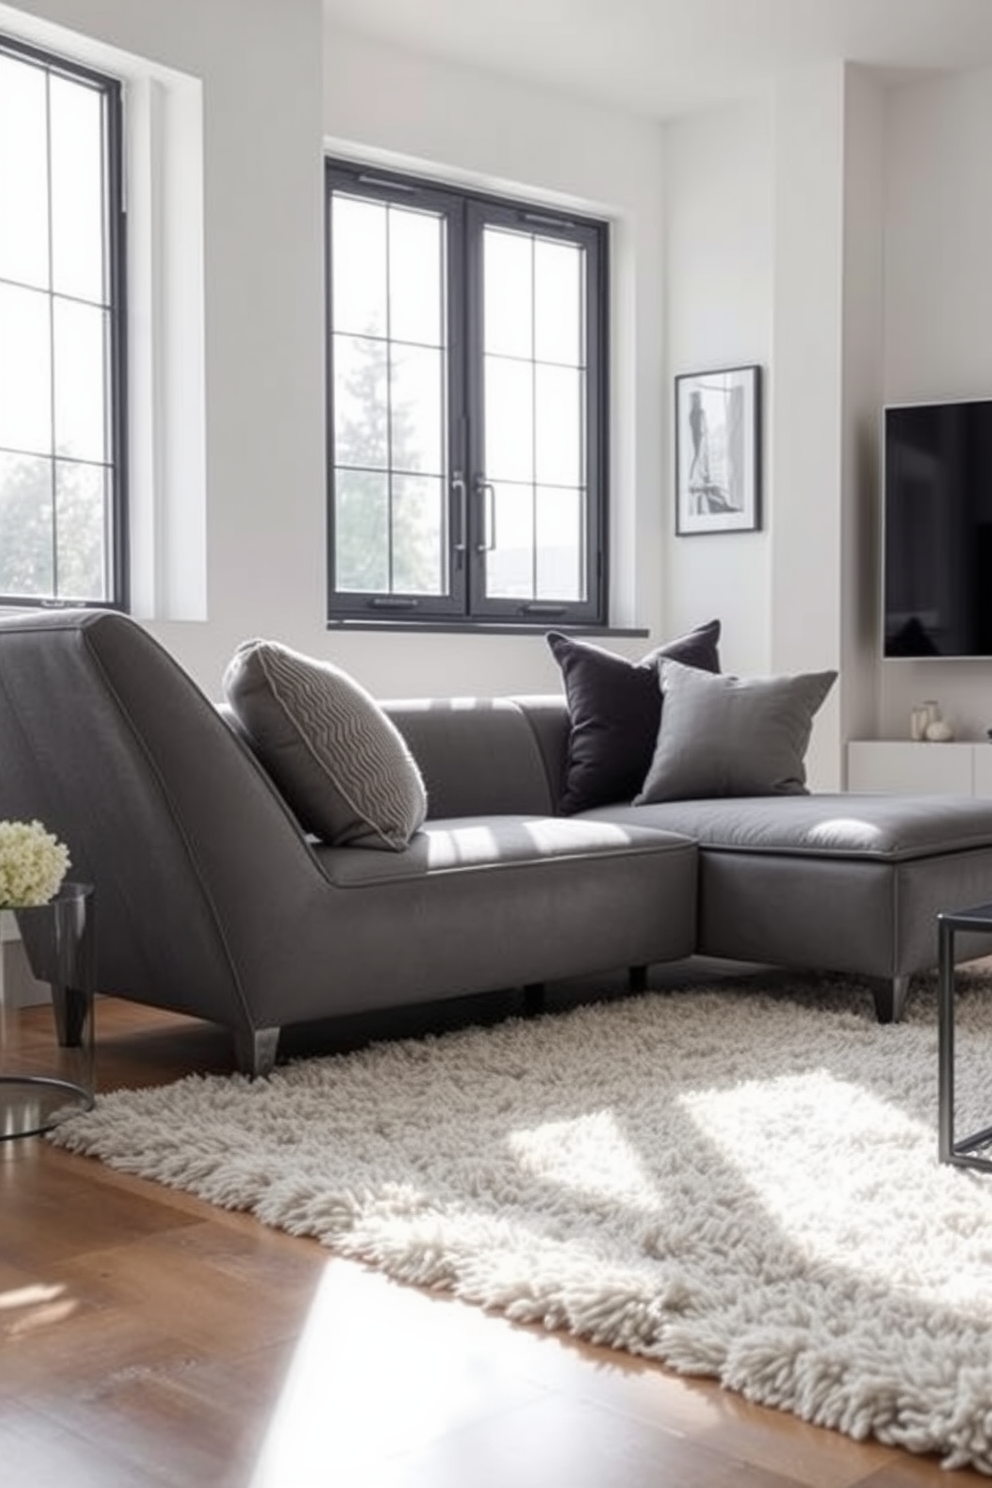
[635,660,837,804]
[223,639,427,850]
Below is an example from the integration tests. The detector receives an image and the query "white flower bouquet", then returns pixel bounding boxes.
[0,820,71,908]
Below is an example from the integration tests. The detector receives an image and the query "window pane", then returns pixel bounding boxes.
[0,54,49,290]
[483,228,531,359]
[333,334,388,470]
[389,207,444,347]
[534,239,583,366]
[392,474,444,594]
[55,459,107,598]
[334,469,389,592]
[485,479,533,599]
[535,485,583,601]
[391,344,443,475]
[50,75,105,303]
[535,364,583,488]
[484,355,533,484]
[53,298,108,462]
[0,282,52,454]
[332,195,387,338]
[0,450,53,595]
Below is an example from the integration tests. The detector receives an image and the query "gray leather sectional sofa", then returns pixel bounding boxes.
[2,607,991,1076]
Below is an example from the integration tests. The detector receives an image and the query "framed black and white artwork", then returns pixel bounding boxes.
[675,364,761,535]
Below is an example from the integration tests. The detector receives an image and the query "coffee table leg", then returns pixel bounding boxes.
[938,917,955,1163]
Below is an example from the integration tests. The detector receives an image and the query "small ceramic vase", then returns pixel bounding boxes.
[910,706,929,741]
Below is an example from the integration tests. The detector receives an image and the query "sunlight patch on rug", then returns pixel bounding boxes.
[48,973,992,1473]
[508,1111,664,1215]
[682,1070,992,1308]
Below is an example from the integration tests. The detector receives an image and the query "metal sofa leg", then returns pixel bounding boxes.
[234,1025,280,1079]
[871,975,910,1025]
[523,983,545,1016]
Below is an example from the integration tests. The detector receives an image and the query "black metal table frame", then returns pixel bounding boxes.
[938,904,992,1172]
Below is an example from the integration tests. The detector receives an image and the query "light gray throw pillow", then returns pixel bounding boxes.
[223,639,427,850]
[635,659,837,803]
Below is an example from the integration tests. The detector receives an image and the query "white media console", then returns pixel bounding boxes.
[847,741,992,797]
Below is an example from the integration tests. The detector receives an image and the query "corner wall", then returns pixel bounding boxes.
[662,99,774,677]
[663,65,885,788]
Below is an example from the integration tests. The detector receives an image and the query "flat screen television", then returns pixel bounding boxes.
[883,397,992,658]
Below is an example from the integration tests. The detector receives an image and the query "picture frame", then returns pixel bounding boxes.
[675,364,761,535]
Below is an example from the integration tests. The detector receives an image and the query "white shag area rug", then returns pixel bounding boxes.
[49,974,992,1473]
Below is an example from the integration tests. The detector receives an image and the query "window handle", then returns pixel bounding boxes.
[475,477,497,552]
[451,472,467,553]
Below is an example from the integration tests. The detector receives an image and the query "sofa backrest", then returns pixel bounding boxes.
[382,696,569,819]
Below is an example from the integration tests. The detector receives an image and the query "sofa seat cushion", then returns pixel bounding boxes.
[315,814,696,887]
[581,794,992,862]
[304,816,699,1006]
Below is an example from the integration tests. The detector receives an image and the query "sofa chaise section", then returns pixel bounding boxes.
[0,611,698,1075]
[579,793,992,1021]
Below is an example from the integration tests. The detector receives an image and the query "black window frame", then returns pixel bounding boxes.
[0,30,128,612]
[325,158,608,629]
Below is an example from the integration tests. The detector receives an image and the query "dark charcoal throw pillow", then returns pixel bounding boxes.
[546,619,721,813]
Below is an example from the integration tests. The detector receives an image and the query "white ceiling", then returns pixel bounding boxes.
[321,0,992,120]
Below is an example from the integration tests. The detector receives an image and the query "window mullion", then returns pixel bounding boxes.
[43,67,59,598]
[529,233,537,608]
[445,195,468,616]
[384,205,394,595]
[463,200,486,618]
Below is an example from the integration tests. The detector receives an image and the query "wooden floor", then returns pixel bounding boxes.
[0,980,986,1488]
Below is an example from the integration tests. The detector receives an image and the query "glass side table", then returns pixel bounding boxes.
[0,882,95,1140]
[938,902,992,1172]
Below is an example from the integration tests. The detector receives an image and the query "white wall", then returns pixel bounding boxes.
[662,99,773,677]
[767,65,848,787]
[840,66,885,756]
[878,65,992,743]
